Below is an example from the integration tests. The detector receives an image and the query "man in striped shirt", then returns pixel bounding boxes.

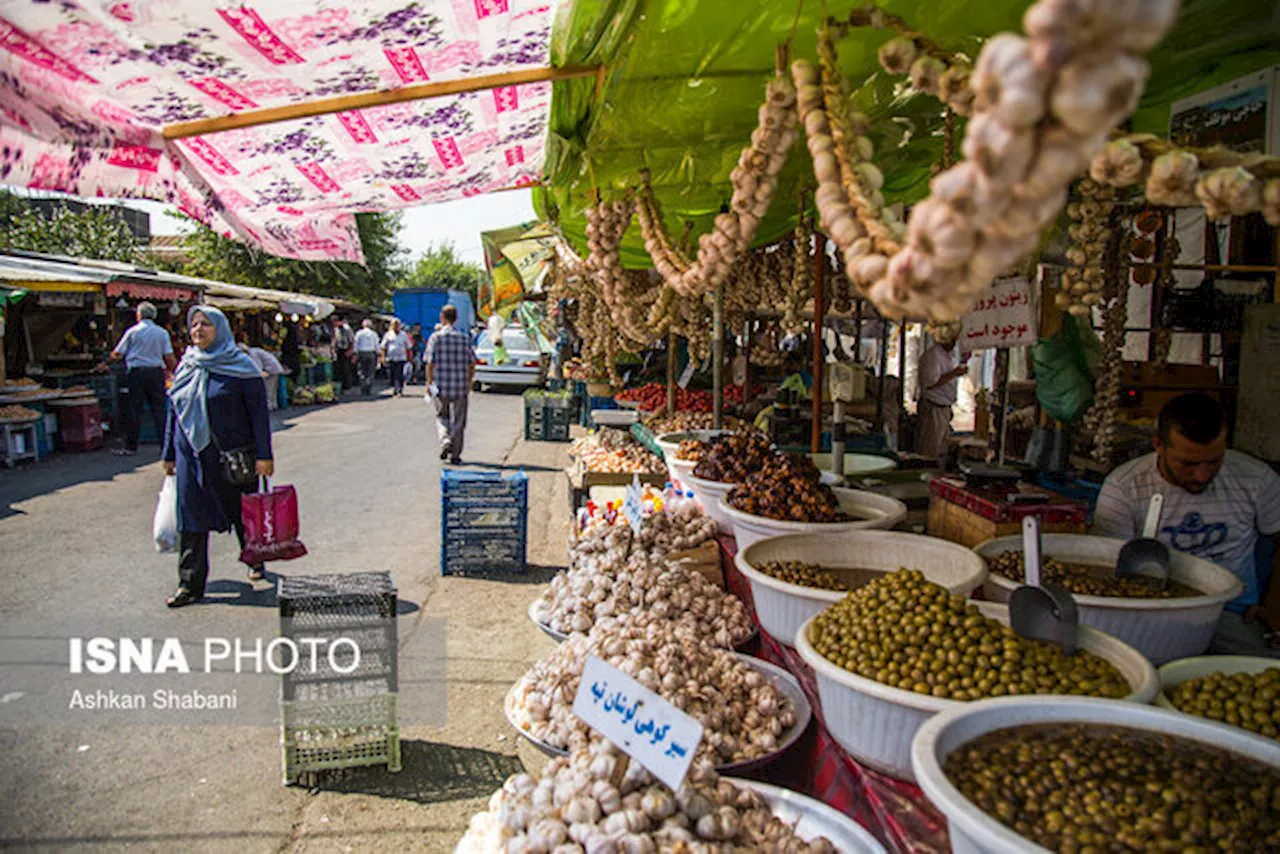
[1093,393,1280,656]
[426,304,476,465]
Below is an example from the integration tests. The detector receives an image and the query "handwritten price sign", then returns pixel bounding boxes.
[572,654,704,791]
[960,277,1038,353]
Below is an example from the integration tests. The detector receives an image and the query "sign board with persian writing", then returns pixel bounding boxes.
[960,277,1037,353]
[622,475,644,535]
[572,654,704,792]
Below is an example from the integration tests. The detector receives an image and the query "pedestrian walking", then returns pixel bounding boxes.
[162,306,273,608]
[381,319,411,397]
[425,304,476,465]
[333,317,355,392]
[100,301,176,457]
[354,319,380,396]
[410,322,427,384]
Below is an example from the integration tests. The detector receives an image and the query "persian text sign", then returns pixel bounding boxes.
[572,655,703,792]
[960,277,1037,352]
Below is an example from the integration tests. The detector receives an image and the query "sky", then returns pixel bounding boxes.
[8,187,539,268]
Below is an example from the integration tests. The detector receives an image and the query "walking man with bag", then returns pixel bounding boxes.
[354,319,380,396]
[100,301,176,457]
[425,304,476,465]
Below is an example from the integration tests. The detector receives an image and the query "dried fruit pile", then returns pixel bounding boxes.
[692,431,777,483]
[727,455,851,523]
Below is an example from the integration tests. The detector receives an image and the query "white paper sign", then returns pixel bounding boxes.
[960,277,1037,353]
[572,654,704,792]
[622,475,645,535]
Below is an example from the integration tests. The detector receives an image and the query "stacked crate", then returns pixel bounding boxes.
[440,470,527,576]
[523,392,574,442]
[278,572,400,783]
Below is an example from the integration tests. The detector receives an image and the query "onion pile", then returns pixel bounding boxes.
[457,742,838,853]
[570,430,664,475]
[510,614,797,764]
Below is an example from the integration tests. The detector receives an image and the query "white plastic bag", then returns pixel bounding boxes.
[153,475,178,553]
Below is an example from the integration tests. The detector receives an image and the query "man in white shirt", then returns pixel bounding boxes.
[380,319,411,397]
[916,329,967,462]
[353,319,380,396]
[101,302,176,456]
[1094,393,1280,656]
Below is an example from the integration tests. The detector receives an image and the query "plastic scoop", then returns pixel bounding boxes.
[1115,493,1169,589]
[1009,516,1079,655]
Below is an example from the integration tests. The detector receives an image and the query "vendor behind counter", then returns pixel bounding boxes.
[1093,392,1280,657]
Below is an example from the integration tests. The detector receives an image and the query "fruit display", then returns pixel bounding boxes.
[944,723,1280,852]
[809,570,1129,701]
[1169,667,1280,741]
[509,614,797,764]
[985,550,1202,599]
[755,561,855,592]
[533,553,752,648]
[570,429,664,474]
[457,743,838,853]
[727,455,851,523]
[0,404,41,422]
[692,431,776,483]
[674,439,708,462]
[618,383,748,413]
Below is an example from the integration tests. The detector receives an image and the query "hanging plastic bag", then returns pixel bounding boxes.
[1031,315,1099,425]
[153,475,178,553]
[240,480,308,564]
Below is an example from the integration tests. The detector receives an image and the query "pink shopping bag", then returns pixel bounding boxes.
[240,481,308,564]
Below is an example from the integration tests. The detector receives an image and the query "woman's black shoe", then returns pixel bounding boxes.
[247,566,265,582]
[166,588,199,608]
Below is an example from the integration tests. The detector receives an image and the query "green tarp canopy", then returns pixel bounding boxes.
[536,0,1280,269]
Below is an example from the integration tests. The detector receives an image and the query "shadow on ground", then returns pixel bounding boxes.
[300,740,524,804]
[446,565,562,586]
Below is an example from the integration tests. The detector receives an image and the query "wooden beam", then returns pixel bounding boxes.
[812,233,826,454]
[163,65,602,140]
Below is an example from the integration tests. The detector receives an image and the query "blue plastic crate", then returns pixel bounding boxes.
[441,469,528,505]
[581,395,617,426]
[440,532,526,576]
[444,503,527,533]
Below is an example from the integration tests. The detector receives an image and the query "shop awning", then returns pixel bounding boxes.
[104,282,201,302]
[0,2,564,263]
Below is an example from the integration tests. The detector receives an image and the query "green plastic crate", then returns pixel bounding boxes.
[281,693,401,783]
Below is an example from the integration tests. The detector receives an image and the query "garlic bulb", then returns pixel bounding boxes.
[908,55,947,96]
[1263,179,1280,227]
[1195,166,1264,221]
[938,65,975,116]
[1144,149,1199,207]
[1089,138,1144,187]
[1050,52,1149,138]
[877,36,918,75]
[970,34,1049,129]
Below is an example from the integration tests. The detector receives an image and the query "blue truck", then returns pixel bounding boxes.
[391,288,476,335]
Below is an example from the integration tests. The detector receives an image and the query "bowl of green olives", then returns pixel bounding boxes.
[735,532,988,648]
[1156,655,1280,741]
[912,696,1280,853]
[795,570,1158,781]
[974,534,1243,665]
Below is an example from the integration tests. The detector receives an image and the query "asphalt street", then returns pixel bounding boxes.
[0,384,570,851]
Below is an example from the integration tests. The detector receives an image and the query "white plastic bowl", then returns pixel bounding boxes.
[735,531,988,647]
[810,452,897,478]
[974,534,1243,665]
[654,429,731,464]
[721,487,907,551]
[685,472,741,534]
[795,601,1159,781]
[911,695,1280,854]
[729,778,886,853]
[1156,654,1279,711]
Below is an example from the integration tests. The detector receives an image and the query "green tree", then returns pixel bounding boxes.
[182,212,407,307]
[0,193,139,262]
[395,241,487,302]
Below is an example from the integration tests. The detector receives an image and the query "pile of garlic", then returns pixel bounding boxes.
[533,555,753,648]
[877,34,975,117]
[570,502,718,569]
[798,0,1178,322]
[457,742,837,853]
[1057,179,1117,317]
[510,615,797,765]
[637,73,799,299]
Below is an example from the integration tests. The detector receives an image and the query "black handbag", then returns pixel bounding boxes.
[211,434,257,486]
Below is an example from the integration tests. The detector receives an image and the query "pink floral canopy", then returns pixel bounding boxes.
[0,1,554,262]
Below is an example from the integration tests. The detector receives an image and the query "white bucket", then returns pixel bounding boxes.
[685,472,739,535]
[721,487,907,551]
[1155,654,1279,710]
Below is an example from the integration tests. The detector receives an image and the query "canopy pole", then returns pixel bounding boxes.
[163,65,601,139]
[898,321,907,418]
[713,288,724,430]
[874,319,889,432]
[811,234,826,454]
[666,332,676,417]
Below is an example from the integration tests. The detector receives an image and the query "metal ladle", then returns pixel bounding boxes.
[1009,516,1079,655]
[1115,493,1169,589]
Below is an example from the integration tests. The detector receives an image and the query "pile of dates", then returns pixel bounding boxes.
[727,454,850,523]
[692,430,776,483]
[675,439,710,462]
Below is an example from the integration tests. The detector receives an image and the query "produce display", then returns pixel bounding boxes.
[0,404,41,421]
[692,431,776,483]
[945,723,1280,852]
[727,454,850,523]
[290,384,337,405]
[570,429,664,474]
[0,378,39,389]
[809,570,1129,701]
[674,439,708,462]
[509,614,798,764]
[1169,667,1280,741]
[572,490,718,565]
[457,743,838,853]
[618,383,748,413]
[756,561,856,592]
[985,550,1202,599]
[642,411,738,434]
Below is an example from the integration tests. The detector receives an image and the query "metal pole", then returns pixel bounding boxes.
[898,321,908,417]
[874,317,889,432]
[995,347,1011,465]
[666,331,676,417]
[742,317,752,407]
[853,298,863,362]
[811,234,826,454]
[712,287,724,429]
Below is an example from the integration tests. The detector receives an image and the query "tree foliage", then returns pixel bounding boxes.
[0,192,140,263]
[181,212,407,307]
[395,241,487,302]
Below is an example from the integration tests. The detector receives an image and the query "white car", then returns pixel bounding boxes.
[473,328,547,390]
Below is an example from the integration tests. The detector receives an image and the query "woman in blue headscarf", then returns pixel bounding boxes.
[162,306,273,608]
